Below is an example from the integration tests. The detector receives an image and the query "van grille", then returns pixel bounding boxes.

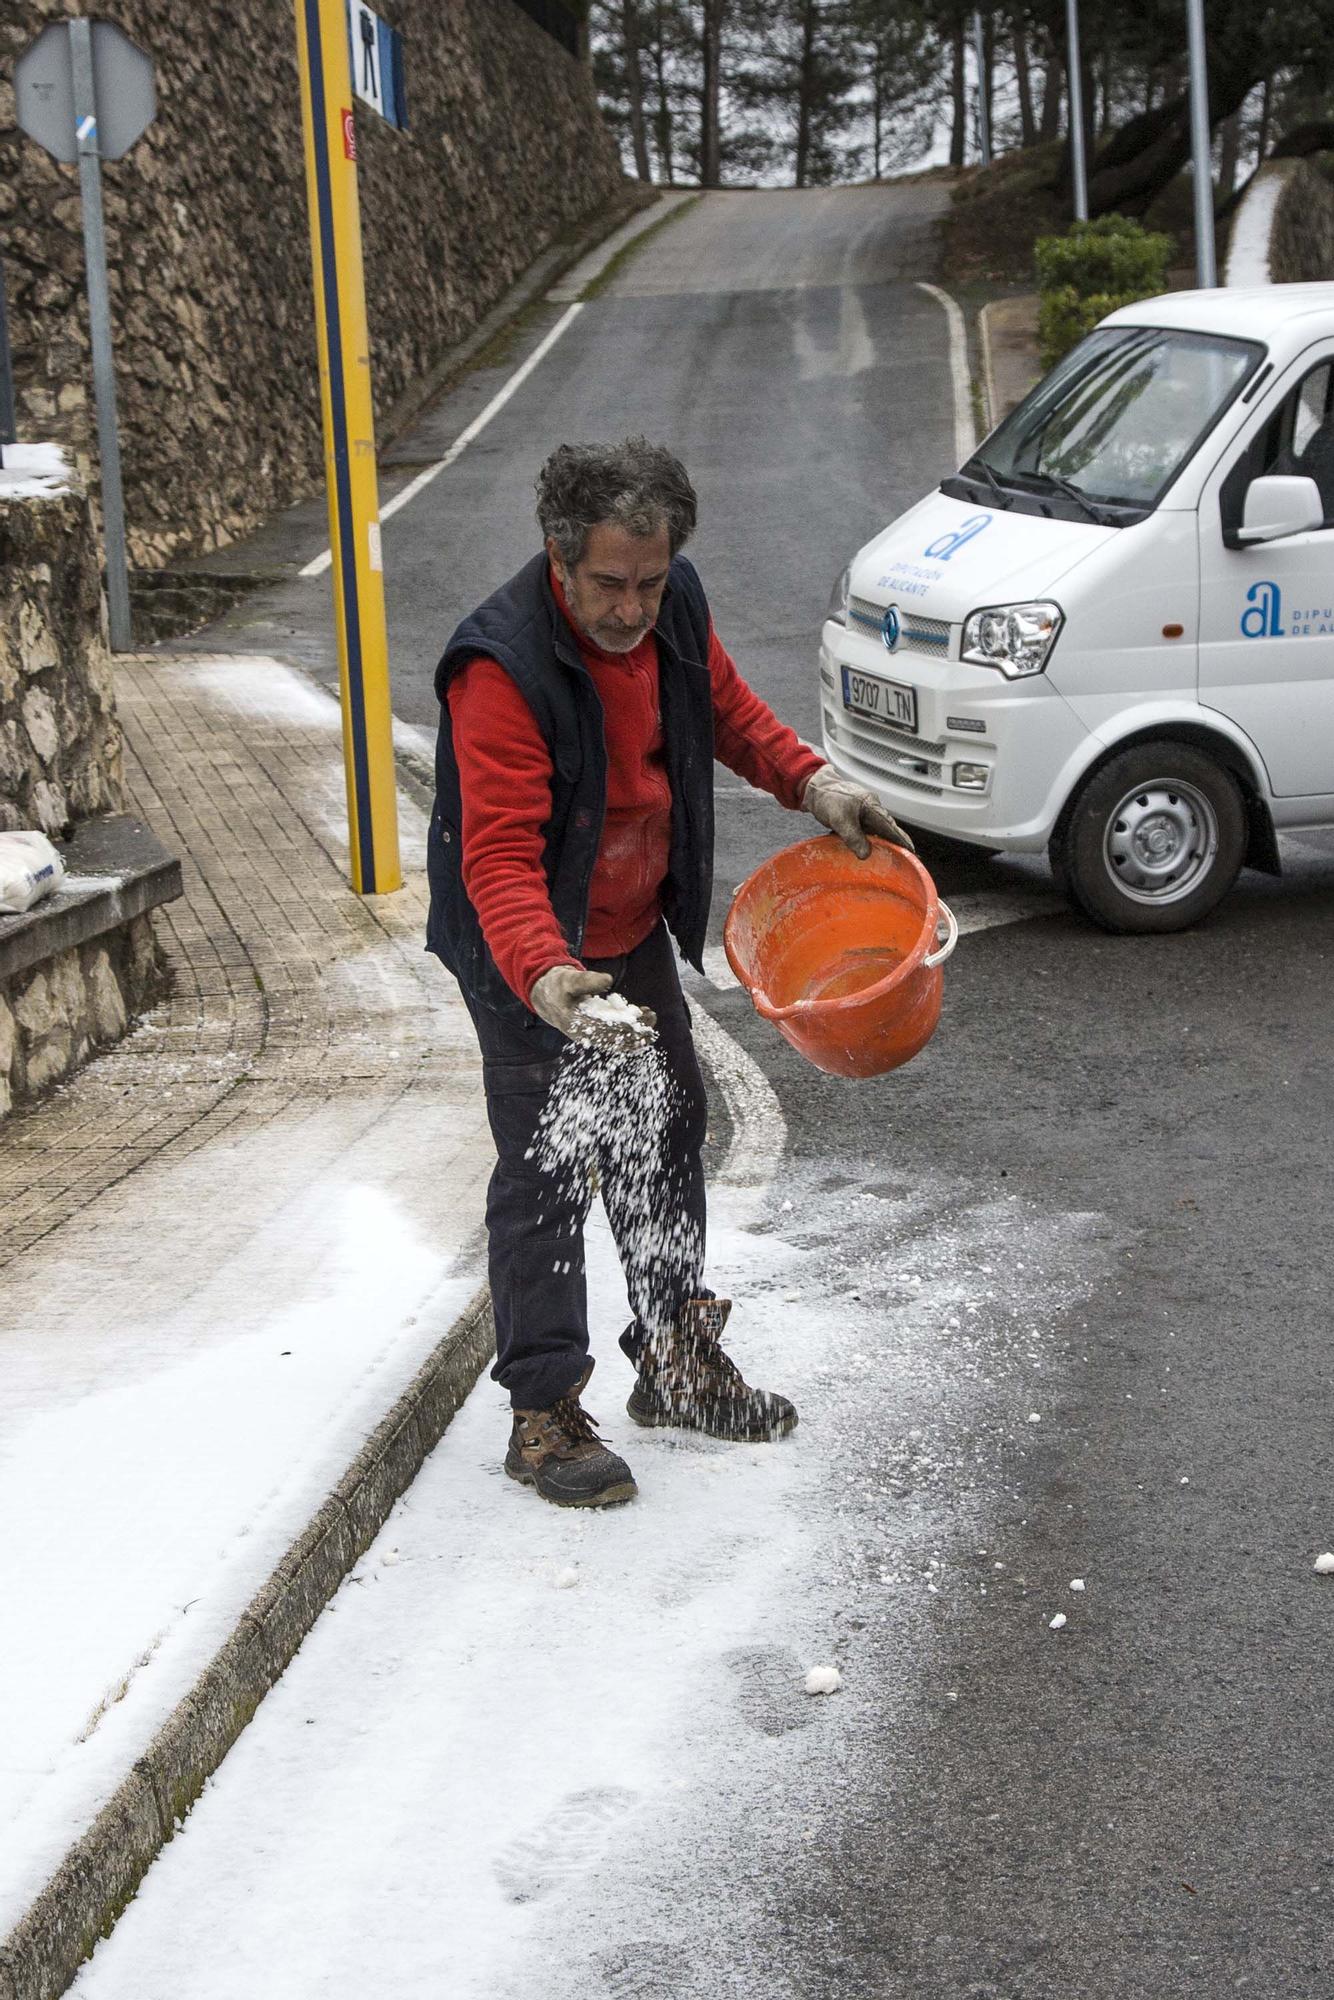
[861,719,947,759]
[832,709,945,791]
[849,598,952,655]
[834,732,944,797]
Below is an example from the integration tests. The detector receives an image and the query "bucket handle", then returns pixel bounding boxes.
[925,899,958,969]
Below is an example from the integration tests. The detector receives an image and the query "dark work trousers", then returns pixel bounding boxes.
[463,922,710,1412]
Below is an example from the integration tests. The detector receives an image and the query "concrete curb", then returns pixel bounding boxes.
[0,1287,495,2000]
[978,294,1042,428]
[978,299,999,437]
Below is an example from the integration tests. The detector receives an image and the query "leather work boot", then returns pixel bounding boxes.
[626,1299,798,1441]
[506,1363,638,1508]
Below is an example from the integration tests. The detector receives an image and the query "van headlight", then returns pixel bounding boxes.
[827,564,852,626]
[962,601,1063,678]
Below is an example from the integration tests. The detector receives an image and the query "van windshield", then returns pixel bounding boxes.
[959,326,1263,519]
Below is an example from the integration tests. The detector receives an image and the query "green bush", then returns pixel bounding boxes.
[1037,287,1124,370]
[1034,215,1174,368]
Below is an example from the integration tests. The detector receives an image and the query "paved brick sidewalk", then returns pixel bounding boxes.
[0,653,493,1956]
[0,656,482,1262]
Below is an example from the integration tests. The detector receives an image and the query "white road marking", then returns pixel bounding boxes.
[916,280,977,466]
[948,887,1062,935]
[298,303,587,579]
[689,1003,786,1206]
[701,944,740,991]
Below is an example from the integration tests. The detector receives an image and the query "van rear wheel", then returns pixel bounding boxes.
[1051,742,1246,934]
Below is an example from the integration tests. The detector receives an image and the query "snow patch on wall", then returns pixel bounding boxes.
[0,442,71,500]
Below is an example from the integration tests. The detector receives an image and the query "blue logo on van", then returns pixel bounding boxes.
[1240,580,1283,638]
[925,513,991,561]
[881,605,901,652]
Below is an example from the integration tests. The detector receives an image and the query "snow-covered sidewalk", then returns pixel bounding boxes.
[61,1156,1104,2000]
[0,656,493,1959]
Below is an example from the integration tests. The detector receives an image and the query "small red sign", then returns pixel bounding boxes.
[342,107,357,161]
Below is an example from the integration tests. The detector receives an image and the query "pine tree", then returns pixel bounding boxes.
[850,0,945,181]
[733,0,862,187]
[591,0,698,182]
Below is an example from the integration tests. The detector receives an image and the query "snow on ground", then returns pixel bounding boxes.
[0,653,486,1932]
[0,1115,481,1932]
[69,1164,1107,2000]
[173,658,429,871]
[0,442,71,500]
[1224,164,1289,288]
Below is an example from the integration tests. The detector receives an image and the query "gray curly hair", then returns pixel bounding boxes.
[536,437,698,567]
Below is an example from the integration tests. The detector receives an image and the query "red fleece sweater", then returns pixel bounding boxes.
[448,570,824,1006]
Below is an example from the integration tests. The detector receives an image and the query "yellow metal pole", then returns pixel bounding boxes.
[293,0,401,894]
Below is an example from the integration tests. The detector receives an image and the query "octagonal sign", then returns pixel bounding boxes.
[15,19,156,164]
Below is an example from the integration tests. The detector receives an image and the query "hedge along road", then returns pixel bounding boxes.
[112,185,1334,1997]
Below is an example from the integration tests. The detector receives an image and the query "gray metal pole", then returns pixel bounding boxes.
[0,256,15,469]
[69,17,134,652]
[1186,0,1217,285]
[1066,0,1089,221]
[973,10,992,167]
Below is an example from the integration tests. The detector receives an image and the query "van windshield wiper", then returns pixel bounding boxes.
[961,456,1015,510]
[1022,469,1116,526]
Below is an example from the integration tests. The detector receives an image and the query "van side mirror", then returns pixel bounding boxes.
[1234,473,1324,545]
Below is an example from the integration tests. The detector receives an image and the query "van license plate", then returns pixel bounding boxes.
[841,666,917,734]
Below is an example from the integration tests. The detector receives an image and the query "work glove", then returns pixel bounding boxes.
[529,965,658,1050]
[802,765,915,861]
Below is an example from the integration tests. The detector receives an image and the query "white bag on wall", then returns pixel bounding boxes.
[0,831,66,914]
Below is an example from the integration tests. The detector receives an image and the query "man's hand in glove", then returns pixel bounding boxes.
[802,765,915,861]
[529,965,657,1050]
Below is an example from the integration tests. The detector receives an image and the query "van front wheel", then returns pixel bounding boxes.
[1051,742,1246,934]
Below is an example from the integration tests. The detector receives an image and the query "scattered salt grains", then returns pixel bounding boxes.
[804,1664,842,1696]
[1026,1412,1042,1424]
[528,1038,702,1348]
[554,1567,580,1590]
[1069,1578,1085,1593]
[1314,1553,1334,1575]
[1048,1613,1068,1631]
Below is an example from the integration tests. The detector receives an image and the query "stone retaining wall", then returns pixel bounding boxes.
[0,450,167,1117]
[0,914,160,1117]
[0,0,623,568]
[0,455,125,836]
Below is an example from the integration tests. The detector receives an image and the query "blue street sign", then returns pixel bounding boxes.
[346,1,408,131]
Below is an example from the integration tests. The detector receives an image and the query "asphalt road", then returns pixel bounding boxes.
[156,187,1334,1996]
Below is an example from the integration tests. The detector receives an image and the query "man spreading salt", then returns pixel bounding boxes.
[428,437,911,1507]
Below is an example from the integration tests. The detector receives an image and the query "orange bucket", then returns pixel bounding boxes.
[723,835,957,1079]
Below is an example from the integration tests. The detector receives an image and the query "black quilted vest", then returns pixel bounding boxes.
[427,551,716,1022]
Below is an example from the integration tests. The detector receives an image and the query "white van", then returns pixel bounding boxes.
[820,283,1334,930]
